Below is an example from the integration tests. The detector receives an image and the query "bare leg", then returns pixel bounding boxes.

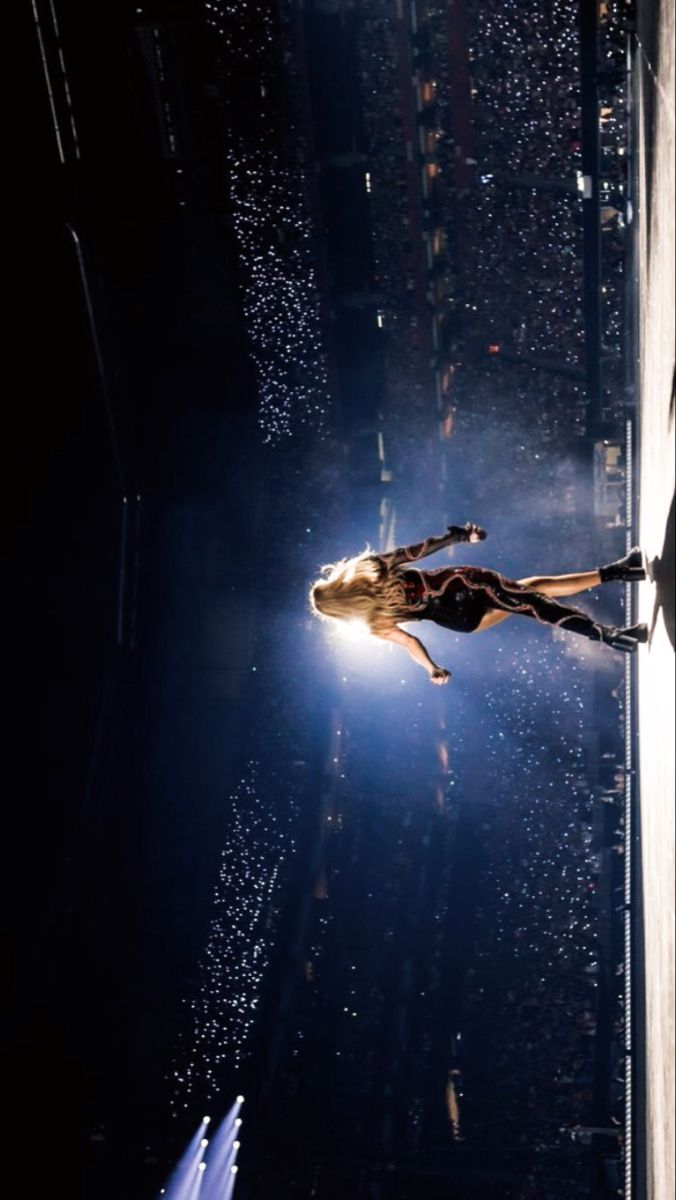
[474,570,602,633]
[474,608,512,631]
[518,570,601,597]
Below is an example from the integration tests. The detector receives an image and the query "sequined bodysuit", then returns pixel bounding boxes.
[375,528,606,642]
[399,565,498,632]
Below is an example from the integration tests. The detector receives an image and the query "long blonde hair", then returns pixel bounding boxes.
[308,548,409,635]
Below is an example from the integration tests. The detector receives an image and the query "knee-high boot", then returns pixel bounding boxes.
[599,547,646,583]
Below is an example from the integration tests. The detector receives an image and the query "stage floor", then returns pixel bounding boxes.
[635,0,675,1197]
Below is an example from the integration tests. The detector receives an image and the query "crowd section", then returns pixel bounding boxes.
[203,0,633,456]
[170,763,298,1114]
[597,2,634,397]
[464,669,627,1196]
[355,0,632,462]
[355,0,440,469]
[467,0,584,178]
[458,185,586,367]
[226,140,333,442]
[256,701,468,1165]
[204,0,336,443]
[458,0,583,370]
[447,359,592,515]
[457,0,631,420]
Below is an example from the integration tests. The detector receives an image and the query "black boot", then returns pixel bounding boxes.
[599,547,646,583]
[601,623,649,652]
[621,622,649,643]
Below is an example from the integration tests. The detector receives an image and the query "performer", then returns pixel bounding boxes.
[309,524,648,685]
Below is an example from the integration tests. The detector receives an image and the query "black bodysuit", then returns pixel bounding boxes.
[375,528,606,642]
[400,565,503,632]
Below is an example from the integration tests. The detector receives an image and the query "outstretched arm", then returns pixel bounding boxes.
[379,522,486,568]
[377,626,452,685]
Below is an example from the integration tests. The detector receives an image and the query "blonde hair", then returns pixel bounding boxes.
[308,548,409,635]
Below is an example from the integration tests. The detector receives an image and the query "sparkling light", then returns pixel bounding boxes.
[171,763,297,1112]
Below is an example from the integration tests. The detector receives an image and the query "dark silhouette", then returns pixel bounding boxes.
[649,492,675,649]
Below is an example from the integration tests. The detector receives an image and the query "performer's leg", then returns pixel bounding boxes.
[474,608,512,632]
[505,589,606,640]
[471,576,646,648]
[518,571,601,597]
[518,552,646,597]
[474,572,601,632]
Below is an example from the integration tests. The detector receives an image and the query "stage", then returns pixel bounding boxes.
[634,1,675,1197]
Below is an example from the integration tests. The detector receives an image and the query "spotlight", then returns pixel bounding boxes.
[236,1094,245,1104]
[203,1116,211,1125]
[198,1162,207,1173]
[200,1139,209,1147]
[235,1118,243,1127]
[231,1165,239,1174]
[233,1141,240,1150]
[334,617,370,642]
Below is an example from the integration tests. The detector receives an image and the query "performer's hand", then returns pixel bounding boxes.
[447,523,486,543]
[464,522,486,542]
[429,668,451,686]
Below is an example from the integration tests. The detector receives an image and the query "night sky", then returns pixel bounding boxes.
[9,1,637,1197]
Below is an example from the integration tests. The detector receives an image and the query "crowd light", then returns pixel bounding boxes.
[226,142,332,443]
[171,765,296,1112]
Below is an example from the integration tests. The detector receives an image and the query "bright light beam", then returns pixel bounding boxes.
[202,1099,243,1200]
[204,1144,238,1200]
[160,1117,210,1200]
[222,1161,239,1200]
[185,1163,206,1200]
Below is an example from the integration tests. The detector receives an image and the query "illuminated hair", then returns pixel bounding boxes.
[308,548,409,635]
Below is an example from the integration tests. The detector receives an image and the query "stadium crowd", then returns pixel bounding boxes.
[463,688,627,1194]
[168,0,636,1192]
